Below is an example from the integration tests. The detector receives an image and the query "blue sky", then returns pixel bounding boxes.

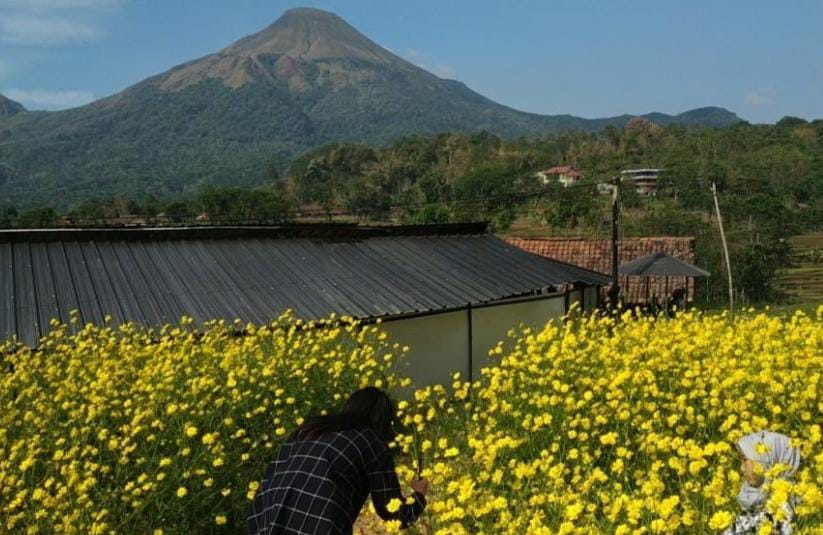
[1,0,821,123]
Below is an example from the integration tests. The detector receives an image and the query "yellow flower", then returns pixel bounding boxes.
[386,498,402,513]
[176,487,188,498]
[708,511,734,530]
[4,308,823,533]
[215,515,227,525]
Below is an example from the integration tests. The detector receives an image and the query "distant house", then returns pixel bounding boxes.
[621,168,662,196]
[0,223,606,387]
[504,236,697,305]
[536,166,584,187]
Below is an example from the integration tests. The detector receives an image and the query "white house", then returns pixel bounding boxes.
[536,166,584,187]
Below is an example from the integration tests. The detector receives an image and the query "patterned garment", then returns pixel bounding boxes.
[248,428,426,535]
[723,511,793,535]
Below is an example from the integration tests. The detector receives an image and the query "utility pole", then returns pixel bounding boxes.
[711,181,734,319]
[608,175,620,309]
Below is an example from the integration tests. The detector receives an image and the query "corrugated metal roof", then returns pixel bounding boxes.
[619,252,711,278]
[1,224,607,346]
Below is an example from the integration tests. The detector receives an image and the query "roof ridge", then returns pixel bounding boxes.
[0,222,490,243]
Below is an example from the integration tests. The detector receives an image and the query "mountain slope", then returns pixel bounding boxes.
[0,7,741,208]
[0,94,25,117]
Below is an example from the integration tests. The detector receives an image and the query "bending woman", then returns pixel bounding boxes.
[248,387,428,535]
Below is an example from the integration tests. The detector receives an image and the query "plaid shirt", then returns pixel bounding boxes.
[248,428,426,535]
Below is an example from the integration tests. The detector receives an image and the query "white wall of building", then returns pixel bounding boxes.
[470,295,565,380]
[384,293,571,388]
[383,310,469,388]
[583,286,599,311]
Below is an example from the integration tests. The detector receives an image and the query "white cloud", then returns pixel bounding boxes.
[0,0,124,47]
[0,59,12,81]
[403,48,456,79]
[0,15,103,45]
[744,87,776,107]
[3,88,95,109]
[404,48,421,61]
[433,64,455,79]
[0,0,123,10]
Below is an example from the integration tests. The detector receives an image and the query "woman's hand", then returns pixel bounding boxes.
[741,459,764,487]
[410,477,429,496]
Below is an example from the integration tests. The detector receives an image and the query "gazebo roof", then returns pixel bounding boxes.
[618,252,710,278]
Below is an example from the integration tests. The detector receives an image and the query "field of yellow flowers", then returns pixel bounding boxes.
[1,307,822,534]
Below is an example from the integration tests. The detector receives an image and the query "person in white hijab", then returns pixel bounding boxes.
[723,430,801,535]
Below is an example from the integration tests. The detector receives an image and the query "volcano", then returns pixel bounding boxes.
[0,7,740,207]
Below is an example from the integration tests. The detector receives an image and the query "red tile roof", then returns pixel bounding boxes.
[541,166,582,177]
[542,165,573,173]
[504,236,698,304]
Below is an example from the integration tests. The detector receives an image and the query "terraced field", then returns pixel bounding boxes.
[776,232,823,308]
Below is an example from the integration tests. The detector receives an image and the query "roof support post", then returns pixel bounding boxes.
[608,175,621,309]
[466,303,473,391]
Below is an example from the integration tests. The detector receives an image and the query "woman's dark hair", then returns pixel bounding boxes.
[297,387,396,442]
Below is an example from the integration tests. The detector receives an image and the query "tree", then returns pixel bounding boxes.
[197,187,292,223]
[17,207,58,228]
[265,155,281,183]
[452,164,529,230]
[537,181,599,229]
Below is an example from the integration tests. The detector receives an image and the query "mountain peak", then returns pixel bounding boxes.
[224,6,397,64]
[0,94,26,117]
[155,6,403,92]
[279,7,342,20]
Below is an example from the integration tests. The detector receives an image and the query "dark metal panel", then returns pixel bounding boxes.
[289,240,383,317]
[207,241,276,324]
[63,242,105,327]
[29,242,61,334]
[463,236,560,291]
[12,243,39,346]
[238,239,359,320]
[255,240,339,319]
[95,242,147,326]
[110,242,164,327]
[347,237,454,312]
[322,242,405,315]
[184,241,251,322]
[78,242,126,326]
[325,240,425,315]
[364,237,484,306]
[46,242,83,326]
[231,240,300,317]
[395,236,507,300]
[124,241,187,324]
[619,252,710,277]
[147,241,213,323]
[0,243,17,342]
